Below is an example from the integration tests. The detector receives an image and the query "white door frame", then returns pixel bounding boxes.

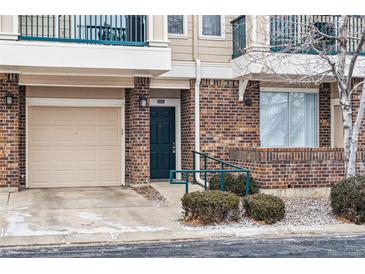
[149,98,181,180]
[25,98,126,188]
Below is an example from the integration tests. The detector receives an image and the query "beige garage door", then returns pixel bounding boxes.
[28,106,122,188]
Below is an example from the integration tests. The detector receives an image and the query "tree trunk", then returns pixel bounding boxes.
[339,84,353,176]
[347,81,365,177]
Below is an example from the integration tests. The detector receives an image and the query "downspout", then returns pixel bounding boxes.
[194,59,205,185]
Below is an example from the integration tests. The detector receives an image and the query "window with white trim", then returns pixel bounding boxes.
[260,91,318,148]
[200,15,225,38]
[168,15,186,36]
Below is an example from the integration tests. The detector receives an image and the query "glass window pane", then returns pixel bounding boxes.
[202,15,221,36]
[168,15,184,35]
[260,92,318,148]
[304,93,318,146]
[260,92,289,147]
[289,93,305,147]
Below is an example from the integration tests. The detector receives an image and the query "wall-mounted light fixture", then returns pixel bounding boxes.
[139,94,148,108]
[244,98,252,106]
[5,92,14,106]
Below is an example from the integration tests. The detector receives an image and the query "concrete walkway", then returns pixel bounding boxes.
[0,183,365,248]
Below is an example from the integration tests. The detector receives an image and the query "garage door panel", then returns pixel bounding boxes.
[77,169,98,182]
[100,149,120,162]
[30,127,53,142]
[54,150,74,162]
[78,109,98,122]
[54,169,74,183]
[30,126,76,144]
[30,148,74,163]
[100,169,120,182]
[101,109,120,124]
[53,108,76,122]
[76,149,97,162]
[100,127,120,142]
[77,127,98,142]
[30,149,54,162]
[28,106,122,188]
[31,170,50,184]
[53,127,76,142]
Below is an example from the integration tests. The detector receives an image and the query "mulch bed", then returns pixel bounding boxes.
[133,185,169,207]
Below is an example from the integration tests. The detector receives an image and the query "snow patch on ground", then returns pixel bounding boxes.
[3,210,170,237]
[78,211,103,220]
[4,212,69,236]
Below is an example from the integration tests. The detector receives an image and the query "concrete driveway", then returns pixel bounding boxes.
[2,183,365,248]
[0,185,207,246]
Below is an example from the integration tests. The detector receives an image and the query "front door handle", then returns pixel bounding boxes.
[172,142,176,154]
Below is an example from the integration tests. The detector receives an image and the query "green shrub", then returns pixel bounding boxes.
[331,176,365,224]
[209,173,258,196]
[243,194,285,224]
[181,190,241,225]
[237,174,260,194]
[209,173,242,193]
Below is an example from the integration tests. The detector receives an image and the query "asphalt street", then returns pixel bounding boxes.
[1,234,365,258]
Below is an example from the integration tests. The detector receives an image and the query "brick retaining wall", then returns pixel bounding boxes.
[230,148,365,189]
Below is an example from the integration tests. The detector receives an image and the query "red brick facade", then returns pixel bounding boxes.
[180,79,260,172]
[319,83,331,147]
[179,77,365,190]
[200,80,260,161]
[125,77,151,184]
[181,85,195,171]
[0,71,363,190]
[230,148,365,189]
[227,81,365,189]
[0,74,21,187]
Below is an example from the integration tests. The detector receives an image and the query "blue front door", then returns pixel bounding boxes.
[150,107,176,179]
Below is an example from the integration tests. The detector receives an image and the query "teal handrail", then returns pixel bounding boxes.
[18,15,148,46]
[169,150,251,195]
[270,15,365,55]
[231,15,365,57]
[231,16,246,59]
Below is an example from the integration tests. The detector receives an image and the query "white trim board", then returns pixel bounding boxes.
[260,87,319,93]
[25,98,126,188]
[150,98,182,180]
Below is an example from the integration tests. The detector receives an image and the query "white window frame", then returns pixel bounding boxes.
[259,87,320,148]
[199,15,225,40]
[168,15,188,39]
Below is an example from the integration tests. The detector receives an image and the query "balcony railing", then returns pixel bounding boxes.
[231,15,365,58]
[19,15,148,46]
[231,16,246,59]
[270,15,365,55]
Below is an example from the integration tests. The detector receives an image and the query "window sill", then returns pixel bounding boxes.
[168,34,188,39]
[198,35,226,41]
[230,147,347,162]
